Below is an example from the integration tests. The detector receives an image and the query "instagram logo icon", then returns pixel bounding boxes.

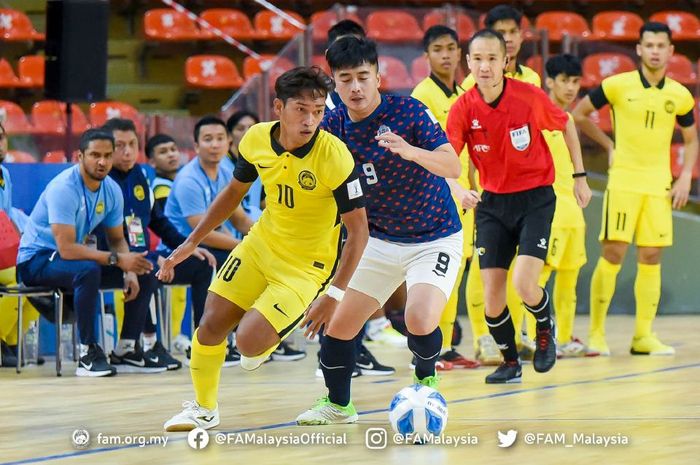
[365,428,388,450]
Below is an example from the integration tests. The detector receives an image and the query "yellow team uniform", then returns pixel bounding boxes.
[460,64,541,358]
[412,74,471,351]
[589,70,695,354]
[539,114,587,344]
[596,70,695,246]
[209,121,356,341]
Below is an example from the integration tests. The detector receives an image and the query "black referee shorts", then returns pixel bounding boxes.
[475,186,556,269]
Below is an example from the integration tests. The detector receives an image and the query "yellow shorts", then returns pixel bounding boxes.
[208,234,330,339]
[547,226,587,270]
[458,202,475,260]
[599,189,673,247]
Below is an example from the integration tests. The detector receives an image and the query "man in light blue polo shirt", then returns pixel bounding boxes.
[165,116,253,267]
[17,129,154,377]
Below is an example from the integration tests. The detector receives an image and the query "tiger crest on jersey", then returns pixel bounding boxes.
[298,170,316,190]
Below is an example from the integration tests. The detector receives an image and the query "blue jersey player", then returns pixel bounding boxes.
[297,37,480,425]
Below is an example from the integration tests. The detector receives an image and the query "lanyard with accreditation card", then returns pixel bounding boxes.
[81,179,103,250]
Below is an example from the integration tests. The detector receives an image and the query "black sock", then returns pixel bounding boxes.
[524,288,552,331]
[408,328,442,380]
[320,335,356,407]
[485,307,519,362]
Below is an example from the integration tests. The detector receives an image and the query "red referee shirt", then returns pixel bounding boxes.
[447,78,568,194]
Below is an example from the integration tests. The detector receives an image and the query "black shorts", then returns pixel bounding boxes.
[475,186,556,269]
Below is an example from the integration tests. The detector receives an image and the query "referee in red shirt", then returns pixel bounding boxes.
[447,30,592,383]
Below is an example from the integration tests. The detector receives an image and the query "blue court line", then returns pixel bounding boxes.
[3,361,698,465]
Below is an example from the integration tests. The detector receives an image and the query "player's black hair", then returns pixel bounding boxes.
[422,25,459,51]
[101,117,137,135]
[639,21,672,41]
[545,54,582,79]
[226,110,260,135]
[79,128,114,153]
[326,36,378,72]
[485,5,523,28]
[145,134,176,159]
[193,115,227,142]
[327,19,365,47]
[468,29,507,56]
[275,66,335,103]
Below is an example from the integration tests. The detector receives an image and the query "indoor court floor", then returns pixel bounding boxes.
[1,314,698,465]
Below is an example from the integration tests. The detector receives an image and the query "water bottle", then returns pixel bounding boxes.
[61,324,73,361]
[23,321,39,365]
[103,313,116,355]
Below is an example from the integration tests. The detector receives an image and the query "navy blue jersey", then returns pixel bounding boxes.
[322,94,461,243]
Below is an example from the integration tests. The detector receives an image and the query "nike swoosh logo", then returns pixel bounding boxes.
[125,358,146,367]
[198,416,215,422]
[273,303,288,317]
[257,164,272,169]
[81,362,93,370]
[149,356,159,363]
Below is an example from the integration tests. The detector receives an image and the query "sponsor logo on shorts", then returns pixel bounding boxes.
[477,247,486,256]
[537,238,548,250]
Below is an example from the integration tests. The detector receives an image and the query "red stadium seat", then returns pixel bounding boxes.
[525,55,543,77]
[185,55,244,89]
[32,101,90,135]
[310,10,364,43]
[144,9,203,41]
[366,10,423,43]
[581,53,636,88]
[649,11,700,40]
[0,9,44,41]
[17,55,44,88]
[89,101,141,128]
[410,57,430,84]
[670,144,699,179]
[199,9,256,40]
[478,13,534,40]
[592,11,644,41]
[0,59,19,87]
[311,55,331,76]
[5,150,36,163]
[422,10,475,42]
[253,10,305,41]
[666,54,697,85]
[43,151,67,164]
[242,55,295,80]
[378,56,413,91]
[589,104,612,133]
[0,101,33,134]
[535,11,591,41]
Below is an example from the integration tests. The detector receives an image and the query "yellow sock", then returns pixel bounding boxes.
[554,269,579,344]
[439,258,467,350]
[466,260,489,350]
[191,328,227,410]
[170,287,188,337]
[114,290,124,337]
[634,263,661,338]
[589,257,621,337]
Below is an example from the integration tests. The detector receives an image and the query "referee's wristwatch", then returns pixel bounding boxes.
[108,252,119,267]
[572,172,587,178]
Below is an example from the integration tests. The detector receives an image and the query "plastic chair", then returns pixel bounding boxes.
[0,9,44,41]
[666,54,697,85]
[535,11,591,41]
[0,100,33,134]
[592,11,644,41]
[649,11,700,40]
[525,55,543,77]
[5,150,36,163]
[422,10,475,42]
[378,56,414,91]
[253,10,305,41]
[310,10,364,43]
[199,9,255,40]
[366,10,423,43]
[185,55,244,89]
[589,105,612,133]
[32,101,90,135]
[89,101,141,127]
[242,55,295,79]
[478,13,534,40]
[410,57,430,84]
[581,53,636,88]
[17,55,44,88]
[144,9,203,41]
[0,58,19,87]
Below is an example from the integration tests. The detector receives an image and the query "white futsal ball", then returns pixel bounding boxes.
[389,384,448,438]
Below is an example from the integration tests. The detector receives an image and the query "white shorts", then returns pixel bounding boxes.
[348,232,463,306]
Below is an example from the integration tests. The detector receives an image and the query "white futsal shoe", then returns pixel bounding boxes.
[163,400,220,432]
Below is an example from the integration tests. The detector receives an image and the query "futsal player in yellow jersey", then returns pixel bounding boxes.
[573,22,698,356]
[160,67,369,431]
[539,55,595,357]
[411,25,479,369]
[458,5,541,364]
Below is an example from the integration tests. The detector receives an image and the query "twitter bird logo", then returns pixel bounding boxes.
[497,430,518,448]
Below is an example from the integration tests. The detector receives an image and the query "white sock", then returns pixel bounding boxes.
[240,354,267,371]
[143,334,157,351]
[80,344,90,358]
[114,339,136,356]
[367,316,389,334]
